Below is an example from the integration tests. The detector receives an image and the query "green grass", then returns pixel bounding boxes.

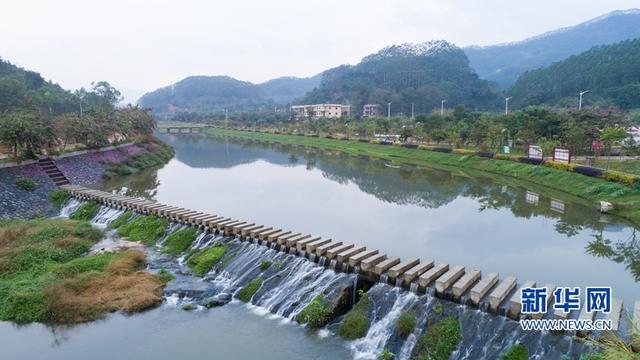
[15,177,36,191]
[69,202,100,221]
[48,189,70,207]
[412,317,462,360]
[396,311,417,338]
[576,158,640,176]
[339,293,371,340]
[209,128,640,226]
[297,294,330,329]
[260,260,272,270]
[237,277,264,302]
[187,245,228,276]
[157,268,175,283]
[379,349,395,360]
[0,219,102,322]
[108,211,133,229]
[117,215,169,246]
[499,344,528,360]
[162,228,199,256]
[103,137,175,179]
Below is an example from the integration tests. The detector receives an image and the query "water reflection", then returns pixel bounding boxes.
[101,134,638,306]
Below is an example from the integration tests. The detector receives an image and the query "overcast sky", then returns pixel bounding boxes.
[1,0,638,103]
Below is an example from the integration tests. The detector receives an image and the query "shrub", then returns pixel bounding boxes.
[187,245,228,276]
[499,344,528,360]
[431,147,452,153]
[48,189,71,207]
[358,139,370,143]
[108,211,133,229]
[297,294,330,329]
[379,349,395,360]
[574,165,604,177]
[544,160,576,172]
[117,215,169,246]
[418,145,433,150]
[602,170,639,187]
[339,294,371,340]
[452,148,477,156]
[157,268,175,283]
[69,202,100,221]
[369,139,381,144]
[412,317,462,360]
[396,311,417,338]
[434,303,444,315]
[15,178,36,191]
[517,157,543,165]
[162,228,199,256]
[402,143,418,149]
[259,260,272,270]
[494,154,519,161]
[237,277,263,302]
[477,151,495,158]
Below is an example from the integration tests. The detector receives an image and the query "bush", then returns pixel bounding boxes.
[412,317,462,360]
[339,294,371,340]
[259,260,272,270]
[117,215,169,246]
[162,228,199,256]
[69,202,100,221]
[15,178,36,191]
[452,148,477,156]
[187,245,228,276]
[370,139,381,144]
[157,268,175,283]
[297,294,330,329]
[396,312,417,338]
[237,277,263,302]
[431,147,452,153]
[402,143,418,149]
[494,154,519,161]
[602,170,639,187]
[517,157,544,165]
[379,349,395,360]
[477,151,495,158]
[48,189,70,207]
[574,165,604,177]
[544,160,576,172]
[499,344,528,360]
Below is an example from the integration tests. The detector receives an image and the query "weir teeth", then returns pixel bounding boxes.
[58,184,626,324]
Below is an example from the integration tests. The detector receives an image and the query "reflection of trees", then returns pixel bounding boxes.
[586,231,640,281]
[99,167,161,200]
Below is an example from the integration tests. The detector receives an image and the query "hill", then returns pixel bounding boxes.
[465,9,640,87]
[138,75,320,114]
[508,38,640,109]
[0,58,77,114]
[301,40,500,114]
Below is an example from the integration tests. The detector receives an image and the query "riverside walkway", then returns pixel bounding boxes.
[60,184,633,331]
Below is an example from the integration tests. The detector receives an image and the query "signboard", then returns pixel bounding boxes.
[503,146,510,154]
[528,145,543,160]
[550,199,565,214]
[525,191,539,205]
[553,147,571,164]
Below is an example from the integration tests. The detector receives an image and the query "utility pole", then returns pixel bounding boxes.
[505,97,512,115]
[411,103,415,119]
[387,102,392,120]
[440,100,447,117]
[579,90,590,110]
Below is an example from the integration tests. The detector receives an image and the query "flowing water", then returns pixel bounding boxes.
[2,133,638,359]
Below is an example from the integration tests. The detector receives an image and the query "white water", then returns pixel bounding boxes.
[58,198,83,217]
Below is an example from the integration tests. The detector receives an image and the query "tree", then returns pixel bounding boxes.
[600,126,627,169]
[0,111,49,159]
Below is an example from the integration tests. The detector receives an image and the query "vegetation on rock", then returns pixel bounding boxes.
[15,177,36,191]
[162,228,198,256]
[339,293,372,340]
[69,202,100,221]
[187,245,228,276]
[411,317,462,360]
[297,294,330,329]
[48,188,70,207]
[117,215,169,246]
[396,311,417,338]
[499,344,528,360]
[237,277,263,302]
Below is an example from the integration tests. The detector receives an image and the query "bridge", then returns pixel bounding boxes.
[59,183,634,334]
[161,126,208,134]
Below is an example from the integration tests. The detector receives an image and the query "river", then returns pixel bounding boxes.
[1,133,638,359]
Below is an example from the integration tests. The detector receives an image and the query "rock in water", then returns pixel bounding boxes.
[599,201,614,213]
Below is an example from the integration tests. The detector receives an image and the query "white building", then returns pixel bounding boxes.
[291,104,351,120]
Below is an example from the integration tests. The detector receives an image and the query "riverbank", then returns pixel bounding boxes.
[0,218,165,324]
[206,128,640,226]
[0,136,174,219]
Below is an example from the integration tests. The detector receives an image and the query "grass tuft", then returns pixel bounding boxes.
[396,311,417,338]
[162,228,199,256]
[339,293,371,340]
[237,277,263,302]
[412,317,462,360]
[48,189,70,207]
[187,245,228,276]
[297,294,330,329]
[69,202,100,221]
[117,215,169,246]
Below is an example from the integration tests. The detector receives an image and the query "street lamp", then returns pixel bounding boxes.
[411,103,415,119]
[387,102,392,120]
[505,97,513,115]
[579,90,590,110]
[440,100,447,117]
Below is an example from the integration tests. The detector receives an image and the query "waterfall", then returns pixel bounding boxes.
[409,282,419,294]
[351,285,419,360]
[319,256,327,266]
[379,274,389,284]
[59,198,83,218]
[91,206,124,228]
[329,259,337,270]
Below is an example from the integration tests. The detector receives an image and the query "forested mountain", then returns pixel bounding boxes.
[301,40,500,114]
[138,74,320,114]
[0,58,77,114]
[465,9,640,87]
[508,38,640,109]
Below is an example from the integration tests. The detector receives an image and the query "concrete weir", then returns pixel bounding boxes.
[59,184,629,325]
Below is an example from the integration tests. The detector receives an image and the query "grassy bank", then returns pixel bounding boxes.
[0,218,165,324]
[102,136,175,179]
[207,128,640,225]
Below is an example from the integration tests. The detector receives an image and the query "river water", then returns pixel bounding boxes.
[1,133,638,359]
